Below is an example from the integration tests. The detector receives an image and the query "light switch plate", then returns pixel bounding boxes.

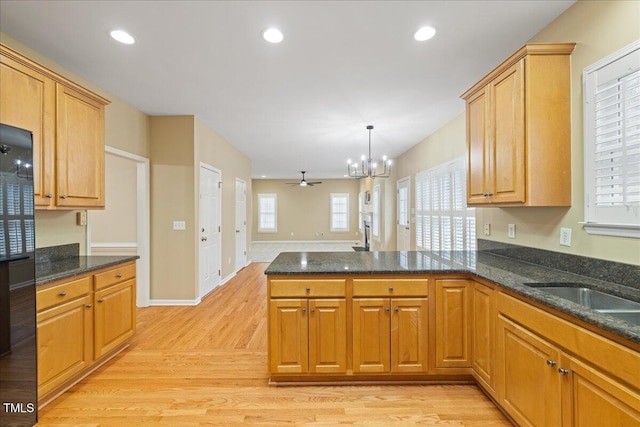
[560,227,572,246]
[173,220,186,231]
[508,224,516,239]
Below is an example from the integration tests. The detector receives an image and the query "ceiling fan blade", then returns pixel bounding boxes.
[307,181,323,185]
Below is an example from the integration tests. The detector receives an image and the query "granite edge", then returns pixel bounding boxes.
[36,255,139,286]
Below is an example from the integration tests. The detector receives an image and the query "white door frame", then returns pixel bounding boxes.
[396,176,411,251]
[87,146,150,307]
[198,162,222,299]
[235,177,247,271]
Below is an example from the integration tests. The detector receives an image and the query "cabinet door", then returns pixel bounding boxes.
[56,83,105,208]
[496,315,562,427]
[352,298,390,373]
[490,60,525,204]
[391,298,428,373]
[269,299,308,374]
[0,53,56,207]
[309,299,346,374]
[472,282,495,392]
[94,279,136,359]
[435,280,471,368]
[466,86,490,205]
[562,356,640,427]
[37,294,93,399]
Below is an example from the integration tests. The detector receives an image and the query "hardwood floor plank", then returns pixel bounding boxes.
[36,263,511,426]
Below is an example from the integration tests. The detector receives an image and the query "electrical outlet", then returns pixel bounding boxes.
[483,223,491,236]
[76,211,87,226]
[560,227,572,246]
[508,224,516,239]
[173,220,186,231]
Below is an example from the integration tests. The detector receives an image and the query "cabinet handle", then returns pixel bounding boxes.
[60,194,67,199]
[86,304,92,308]
[305,287,311,293]
[558,368,569,376]
[97,298,104,303]
[116,274,123,278]
[59,291,67,297]
[546,359,557,367]
[394,307,399,313]
[388,286,394,292]
[385,307,390,313]
[301,307,306,313]
[46,193,53,198]
[310,308,315,314]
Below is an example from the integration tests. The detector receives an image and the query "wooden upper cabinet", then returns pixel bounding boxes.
[462,43,575,207]
[0,43,110,209]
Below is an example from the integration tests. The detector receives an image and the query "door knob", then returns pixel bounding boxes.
[201,237,207,242]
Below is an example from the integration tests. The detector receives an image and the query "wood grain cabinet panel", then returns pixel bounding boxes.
[0,43,109,210]
[471,281,495,394]
[435,279,471,368]
[269,299,309,374]
[94,279,136,359]
[308,299,347,374]
[462,43,575,206]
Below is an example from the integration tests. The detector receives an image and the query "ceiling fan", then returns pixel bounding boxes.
[287,171,322,187]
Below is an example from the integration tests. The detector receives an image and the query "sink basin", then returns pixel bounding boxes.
[535,287,640,311]
[532,286,640,326]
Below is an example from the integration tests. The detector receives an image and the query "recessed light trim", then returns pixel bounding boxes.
[262,28,283,44]
[414,26,436,42]
[110,30,135,45]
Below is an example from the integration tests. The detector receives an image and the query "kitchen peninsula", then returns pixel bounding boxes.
[265,244,640,425]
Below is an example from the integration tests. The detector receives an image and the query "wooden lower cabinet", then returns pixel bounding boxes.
[36,261,136,404]
[435,279,471,368]
[352,297,428,373]
[496,314,562,427]
[36,293,93,399]
[472,281,495,393]
[269,298,346,375]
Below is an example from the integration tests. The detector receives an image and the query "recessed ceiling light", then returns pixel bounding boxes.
[414,26,436,42]
[262,28,283,44]
[110,30,135,45]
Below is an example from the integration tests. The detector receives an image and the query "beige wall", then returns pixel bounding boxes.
[391,0,640,264]
[252,179,361,243]
[0,32,151,255]
[194,117,253,280]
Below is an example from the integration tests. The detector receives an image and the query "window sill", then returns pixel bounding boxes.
[580,222,640,238]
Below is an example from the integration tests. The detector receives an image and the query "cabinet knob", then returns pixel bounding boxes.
[46,193,53,198]
[558,368,569,376]
[385,307,390,313]
[301,307,306,313]
[60,194,67,199]
[310,308,315,314]
[305,287,311,293]
[59,291,67,297]
[97,298,104,303]
[388,286,394,292]
[394,307,399,313]
[546,359,557,367]
[116,274,123,278]
[86,304,92,308]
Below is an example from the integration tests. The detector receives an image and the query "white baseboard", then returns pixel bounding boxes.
[252,240,360,245]
[148,298,202,306]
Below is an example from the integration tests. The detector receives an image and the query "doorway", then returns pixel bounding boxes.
[235,178,247,271]
[199,163,221,298]
[397,177,410,251]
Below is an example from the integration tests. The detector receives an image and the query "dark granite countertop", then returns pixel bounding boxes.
[265,250,640,345]
[36,255,139,286]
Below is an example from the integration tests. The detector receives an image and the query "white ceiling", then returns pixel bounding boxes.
[0,0,575,179]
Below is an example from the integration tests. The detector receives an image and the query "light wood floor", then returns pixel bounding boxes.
[36,263,511,426]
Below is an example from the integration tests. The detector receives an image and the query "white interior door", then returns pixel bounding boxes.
[397,177,410,251]
[235,178,247,271]
[199,164,221,298]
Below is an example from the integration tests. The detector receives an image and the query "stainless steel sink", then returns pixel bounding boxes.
[532,286,640,326]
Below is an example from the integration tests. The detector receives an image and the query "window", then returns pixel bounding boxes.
[258,193,277,233]
[330,193,349,232]
[583,40,640,238]
[415,158,476,251]
[372,185,380,239]
[0,179,35,258]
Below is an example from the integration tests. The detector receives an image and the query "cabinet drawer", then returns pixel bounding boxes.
[353,278,429,297]
[270,279,346,297]
[94,262,136,290]
[37,276,91,312]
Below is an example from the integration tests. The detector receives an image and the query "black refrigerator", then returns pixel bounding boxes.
[0,123,38,426]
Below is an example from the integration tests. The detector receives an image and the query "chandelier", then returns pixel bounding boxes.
[347,125,392,178]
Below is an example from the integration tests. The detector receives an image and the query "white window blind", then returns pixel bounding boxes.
[583,40,640,238]
[0,179,35,258]
[257,193,277,233]
[330,193,349,232]
[372,185,380,239]
[415,158,476,251]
